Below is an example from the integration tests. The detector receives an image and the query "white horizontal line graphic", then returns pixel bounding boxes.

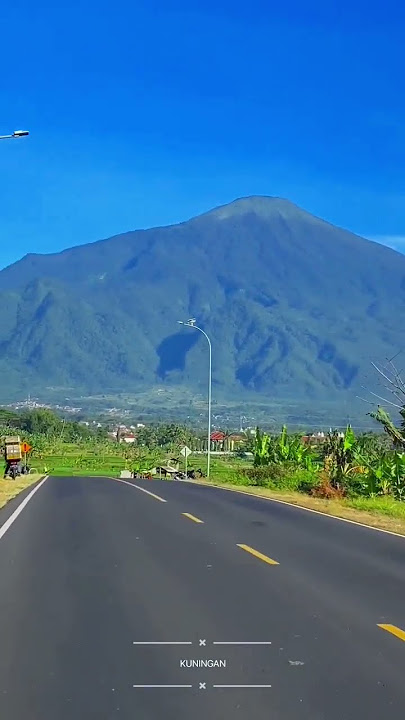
[212,641,272,645]
[133,641,192,645]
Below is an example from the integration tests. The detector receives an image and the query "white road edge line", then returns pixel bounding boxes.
[0,476,49,541]
[110,478,167,502]
[187,481,405,540]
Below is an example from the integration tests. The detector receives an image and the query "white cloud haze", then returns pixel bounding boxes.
[368,236,405,254]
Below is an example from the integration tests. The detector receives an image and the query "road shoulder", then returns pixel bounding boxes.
[186,478,405,537]
[0,474,46,522]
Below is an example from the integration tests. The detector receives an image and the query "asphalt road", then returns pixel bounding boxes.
[0,475,405,720]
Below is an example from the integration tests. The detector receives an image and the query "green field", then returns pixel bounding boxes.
[26,444,150,476]
[24,445,249,478]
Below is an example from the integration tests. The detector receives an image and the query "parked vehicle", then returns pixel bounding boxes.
[3,436,28,479]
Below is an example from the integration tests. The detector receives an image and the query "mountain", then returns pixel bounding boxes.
[1,195,405,424]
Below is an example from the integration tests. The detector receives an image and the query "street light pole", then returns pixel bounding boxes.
[0,130,29,140]
[178,319,212,479]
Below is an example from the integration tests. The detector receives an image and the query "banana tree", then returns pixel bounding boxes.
[254,425,317,469]
[276,425,290,461]
[383,452,405,499]
[322,425,364,488]
[253,428,271,466]
[368,406,405,449]
[269,425,314,466]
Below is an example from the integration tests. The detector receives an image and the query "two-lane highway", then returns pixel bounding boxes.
[0,475,404,719]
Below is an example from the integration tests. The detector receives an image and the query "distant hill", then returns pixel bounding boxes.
[1,195,404,424]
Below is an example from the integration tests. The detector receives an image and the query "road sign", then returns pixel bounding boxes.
[21,442,32,453]
[181,446,191,458]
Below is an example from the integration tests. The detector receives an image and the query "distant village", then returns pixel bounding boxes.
[5,396,345,449]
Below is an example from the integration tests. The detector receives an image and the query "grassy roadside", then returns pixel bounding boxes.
[190,477,405,536]
[0,474,44,510]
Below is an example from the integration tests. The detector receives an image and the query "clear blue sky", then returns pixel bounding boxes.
[1,0,405,268]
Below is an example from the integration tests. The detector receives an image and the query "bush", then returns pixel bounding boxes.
[293,468,321,493]
[311,477,347,499]
[239,463,319,492]
[238,466,273,486]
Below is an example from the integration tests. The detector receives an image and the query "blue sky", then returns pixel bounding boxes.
[1,0,404,268]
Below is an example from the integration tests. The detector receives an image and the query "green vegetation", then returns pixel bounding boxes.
[0,408,205,476]
[2,402,405,534]
[190,402,405,532]
[1,196,405,429]
[236,422,405,501]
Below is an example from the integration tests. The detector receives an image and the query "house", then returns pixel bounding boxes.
[210,431,226,449]
[210,431,246,452]
[226,433,247,451]
[301,431,344,446]
[113,425,138,443]
[302,432,325,446]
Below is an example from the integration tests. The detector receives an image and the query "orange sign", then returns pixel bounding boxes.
[21,442,32,453]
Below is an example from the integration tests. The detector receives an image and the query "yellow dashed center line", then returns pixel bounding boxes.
[237,544,279,566]
[378,624,405,642]
[182,513,204,524]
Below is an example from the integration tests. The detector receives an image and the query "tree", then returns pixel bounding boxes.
[136,423,198,450]
[136,426,159,448]
[95,425,108,441]
[368,406,405,449]
[358,355,405,449]
[20,408,61,435]
[0,409,21,429]
[123,444,160,473]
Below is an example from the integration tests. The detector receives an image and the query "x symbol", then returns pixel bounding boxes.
[199,639,206,646]
[199,682,206,690]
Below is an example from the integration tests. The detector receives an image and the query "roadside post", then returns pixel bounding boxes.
[21,442,32,472]
[181,446,192,479]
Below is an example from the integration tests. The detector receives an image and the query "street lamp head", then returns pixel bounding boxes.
[12,130,29,137]
[178,319,197,327]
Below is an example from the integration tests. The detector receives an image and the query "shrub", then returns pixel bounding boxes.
[240,463,319,492]
[311,471,347,499]
[239,466,273,486]
[293,468,321,493]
